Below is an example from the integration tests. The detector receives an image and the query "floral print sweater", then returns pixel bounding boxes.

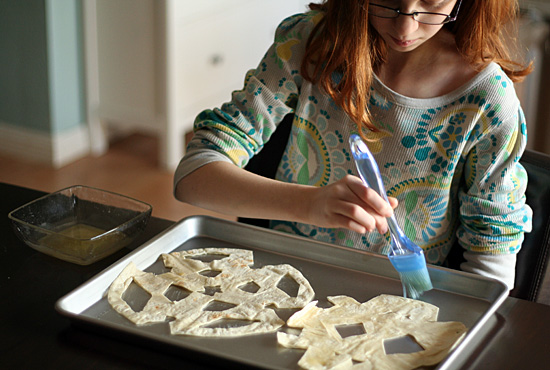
[174,11,532,288]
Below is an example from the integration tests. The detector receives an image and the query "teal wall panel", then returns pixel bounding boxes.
[0,0,51,132]
[0,0,84,134]
[46,0,84,134]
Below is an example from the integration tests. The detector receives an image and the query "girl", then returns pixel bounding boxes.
[174,0,533,289]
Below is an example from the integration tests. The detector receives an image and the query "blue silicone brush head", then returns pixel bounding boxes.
[349,134,433,299]
[388,235,433,299]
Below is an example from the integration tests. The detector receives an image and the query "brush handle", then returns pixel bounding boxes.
[349,135,409,255]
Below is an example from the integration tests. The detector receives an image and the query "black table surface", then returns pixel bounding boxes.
[2,182,550,369]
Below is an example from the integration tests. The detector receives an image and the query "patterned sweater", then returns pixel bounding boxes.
[174,12,532,287]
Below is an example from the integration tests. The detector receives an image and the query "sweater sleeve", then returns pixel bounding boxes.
[457,97,533,288]
[174,12,321,188]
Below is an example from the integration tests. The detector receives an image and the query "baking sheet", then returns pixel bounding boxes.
[56,215,508,369]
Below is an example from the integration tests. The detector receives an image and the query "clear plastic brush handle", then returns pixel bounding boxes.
[349,135,409,256]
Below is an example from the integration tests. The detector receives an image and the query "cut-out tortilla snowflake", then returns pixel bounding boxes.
[277,295,467,369]
[108,248,315,337]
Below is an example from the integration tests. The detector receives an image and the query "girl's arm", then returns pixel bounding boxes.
[175,161,397,235]
[458,103,532,290]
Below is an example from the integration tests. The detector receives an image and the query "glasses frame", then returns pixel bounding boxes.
[368,0,463,25]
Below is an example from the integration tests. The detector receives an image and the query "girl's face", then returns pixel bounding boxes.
[368,0,458,53]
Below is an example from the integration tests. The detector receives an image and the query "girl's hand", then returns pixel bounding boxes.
[306,175,398,234]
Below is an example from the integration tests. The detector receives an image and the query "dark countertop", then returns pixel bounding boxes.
[2,182,550,369]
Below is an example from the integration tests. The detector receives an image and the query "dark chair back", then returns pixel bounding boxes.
[240,113,293,228]
[241,114,550,305]
[509,150,550,304]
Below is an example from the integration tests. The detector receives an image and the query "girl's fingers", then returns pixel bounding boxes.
[345,176,394,217]
[309,175,396,234]
[331,192,389,234]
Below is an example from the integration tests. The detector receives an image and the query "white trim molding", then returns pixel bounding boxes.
[0,121,90,168]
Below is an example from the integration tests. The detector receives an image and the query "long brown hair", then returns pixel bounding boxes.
[301,0,533,133]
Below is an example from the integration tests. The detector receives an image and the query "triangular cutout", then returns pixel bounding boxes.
[276,274,300,298]
[203,300,237,312]
[164,285,191,302]
[384,335,425,355]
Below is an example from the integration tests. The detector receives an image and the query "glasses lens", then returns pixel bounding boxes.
[414,13,449,25]
[368,5,398,18]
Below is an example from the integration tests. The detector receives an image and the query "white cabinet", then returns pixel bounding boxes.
[83,0,310,169]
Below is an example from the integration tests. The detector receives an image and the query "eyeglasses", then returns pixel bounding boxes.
[368,0,462,25]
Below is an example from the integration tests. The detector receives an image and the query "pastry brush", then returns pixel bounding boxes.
[349,134,433,299]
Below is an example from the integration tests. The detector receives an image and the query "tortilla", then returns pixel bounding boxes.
[108,248,466,368]
[107,248,315,337]
[277,295,467,369]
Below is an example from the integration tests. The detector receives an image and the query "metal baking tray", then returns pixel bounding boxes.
[56,215,508,369]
